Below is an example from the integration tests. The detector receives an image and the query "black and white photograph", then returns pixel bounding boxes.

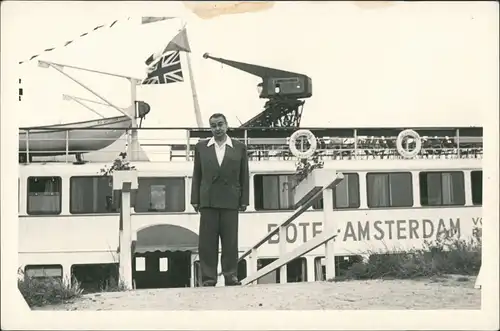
[1,1,498,330]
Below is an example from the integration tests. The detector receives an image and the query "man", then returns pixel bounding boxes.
[191,113,249,286]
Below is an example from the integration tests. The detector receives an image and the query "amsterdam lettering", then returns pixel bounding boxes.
[472,217,482,237]
[266,217,481,244]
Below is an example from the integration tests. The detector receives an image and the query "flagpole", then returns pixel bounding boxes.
[181,21,204,128]
[186,50,204,128]
[129,78,140,161]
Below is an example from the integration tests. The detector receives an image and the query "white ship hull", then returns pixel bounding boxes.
[16,126,484,289]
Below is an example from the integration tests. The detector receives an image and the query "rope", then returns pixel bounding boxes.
[18,16,174,65]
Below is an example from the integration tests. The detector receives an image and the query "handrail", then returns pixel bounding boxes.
[241,230,338,286]
[213,173,344,284]
[238,175,344,262]
[18,126,484,164]
[241,172,343,285]
[18,125,484,133]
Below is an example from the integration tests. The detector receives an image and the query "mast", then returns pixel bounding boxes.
[186,50,203,127]
[181,22,204,128]
[129,78,140,161]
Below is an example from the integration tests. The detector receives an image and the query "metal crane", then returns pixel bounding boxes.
[203,53,312,128]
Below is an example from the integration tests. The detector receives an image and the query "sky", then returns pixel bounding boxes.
[4,1,499,131]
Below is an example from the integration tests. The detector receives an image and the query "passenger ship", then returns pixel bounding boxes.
[18,125,483,291]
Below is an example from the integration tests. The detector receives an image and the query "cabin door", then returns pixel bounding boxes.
[133,251,192,289]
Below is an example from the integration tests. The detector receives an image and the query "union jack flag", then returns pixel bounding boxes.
[142,51,184,85]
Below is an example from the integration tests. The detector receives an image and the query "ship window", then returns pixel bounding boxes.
[24,264,63,280]
[133,177,185,212]
[419,171,465,206]
[159,257,169,272]
[256,258,307,284]
[237,260,247,282]
[314,255,364,280]
[27,176,62,215]
[135,257,146,272]
[70,176,116,214]
[313,173,360,209]
[470,171,482,205]
[254,174,297,210]
[366,172,413,208]
[70,263,119,294]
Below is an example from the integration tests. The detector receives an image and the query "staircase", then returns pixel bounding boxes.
[239,170,344,285]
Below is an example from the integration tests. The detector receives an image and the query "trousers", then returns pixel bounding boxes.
[198,208,239,283]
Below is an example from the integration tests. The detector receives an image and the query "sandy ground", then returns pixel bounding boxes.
[36,275,480,311]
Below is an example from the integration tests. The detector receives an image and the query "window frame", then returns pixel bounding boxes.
[159,257,169,272]
[134,257,146,272]
[24,264,63,279]
[69,176,116,214]
[253,173,297,211]
[419,171,466,207]
[312,173,360,210]
[366,172,414,208]
[256,257,307,283]
[26,176,62,215]
[133,176,186,213]
[470,170,482,206]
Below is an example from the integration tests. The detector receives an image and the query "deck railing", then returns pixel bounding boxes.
[18,126,484,163]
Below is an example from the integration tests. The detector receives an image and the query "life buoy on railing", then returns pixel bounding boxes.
[396,129,422,158]
[289,129,317,159]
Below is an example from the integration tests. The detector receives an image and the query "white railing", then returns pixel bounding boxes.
[18,126,484,163]
[236,173,344,285]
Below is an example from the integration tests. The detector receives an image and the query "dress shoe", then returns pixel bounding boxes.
[224,276,241,286]
[202,280,217,287]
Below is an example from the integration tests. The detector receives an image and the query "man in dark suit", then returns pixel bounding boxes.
[191,113,249,286]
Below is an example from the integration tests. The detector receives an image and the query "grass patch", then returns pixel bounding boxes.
[333,227,482,281]
[17,267,128,308]
[17,269,83,308]
[98,276,128,293]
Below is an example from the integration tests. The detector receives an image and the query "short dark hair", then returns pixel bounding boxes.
[209,113,227,124]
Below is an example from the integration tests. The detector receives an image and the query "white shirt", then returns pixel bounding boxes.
[207,136,233,166]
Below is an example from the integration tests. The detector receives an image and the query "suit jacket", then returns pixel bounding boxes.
[190,137,249,210]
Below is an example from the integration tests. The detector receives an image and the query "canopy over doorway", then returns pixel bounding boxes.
[134,224,199,253]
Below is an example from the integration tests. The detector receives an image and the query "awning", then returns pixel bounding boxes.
[134,224,199,254]
[134,244,198,254]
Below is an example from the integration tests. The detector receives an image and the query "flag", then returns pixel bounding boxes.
[144,28,191,66]
[141,16,176,25]
[142,51,184,85]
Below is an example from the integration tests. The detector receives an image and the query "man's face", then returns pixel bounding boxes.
[209,116,228,138]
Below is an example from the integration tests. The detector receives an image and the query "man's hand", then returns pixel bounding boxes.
[192,204,200,212]
[239,205,247,212]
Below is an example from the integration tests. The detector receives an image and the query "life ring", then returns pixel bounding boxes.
[396,129,422,158]
[289,129,317,159]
